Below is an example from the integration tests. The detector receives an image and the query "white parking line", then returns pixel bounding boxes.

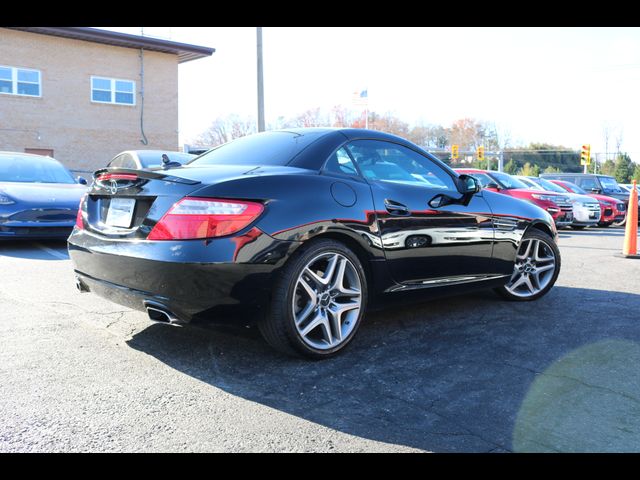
[33,242,68,260]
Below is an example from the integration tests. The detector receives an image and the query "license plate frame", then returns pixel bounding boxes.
[105,198,136,228]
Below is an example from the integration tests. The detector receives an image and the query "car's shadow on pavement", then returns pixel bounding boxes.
[127,286,640,452]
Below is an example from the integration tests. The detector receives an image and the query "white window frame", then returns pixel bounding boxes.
[0,65,42,98]
[90,76,136,106]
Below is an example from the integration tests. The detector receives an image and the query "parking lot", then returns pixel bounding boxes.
[1,227,640,452]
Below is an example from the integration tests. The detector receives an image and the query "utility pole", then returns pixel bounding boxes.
[498,150,504,172]
[256,27,265,132]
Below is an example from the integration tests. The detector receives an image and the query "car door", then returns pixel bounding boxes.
[345,139,494,286]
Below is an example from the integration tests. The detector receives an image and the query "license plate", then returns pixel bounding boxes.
[105,198,135,228]
[590,213,597,219]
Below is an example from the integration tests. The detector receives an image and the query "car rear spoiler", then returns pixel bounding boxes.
[92,168,201,185]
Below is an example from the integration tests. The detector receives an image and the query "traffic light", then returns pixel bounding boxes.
[580,144,591,166]
[477,146,485,161]
[451,144,459,160]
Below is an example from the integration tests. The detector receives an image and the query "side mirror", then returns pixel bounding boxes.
[77,176,88,185]
[591,187,602,194]
[485,182,500,190]
[457,174,481,194]
[429,193,453,209]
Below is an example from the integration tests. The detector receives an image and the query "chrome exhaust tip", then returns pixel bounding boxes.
[75,276,89,293]
[143,300,184,326]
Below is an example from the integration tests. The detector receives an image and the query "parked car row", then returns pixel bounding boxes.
[542,173,637,226]
[455,168,633,229]
[0,149,196,240]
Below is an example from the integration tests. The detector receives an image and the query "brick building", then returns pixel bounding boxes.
[0,27,214,171]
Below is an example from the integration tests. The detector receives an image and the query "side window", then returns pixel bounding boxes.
[577,177,598,190]
[324,147,359,176]
[346,139,456,191]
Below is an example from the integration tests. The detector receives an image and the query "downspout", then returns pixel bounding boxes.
[139,48,149,145]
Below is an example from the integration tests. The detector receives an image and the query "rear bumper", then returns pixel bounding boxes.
[68,228,299,322]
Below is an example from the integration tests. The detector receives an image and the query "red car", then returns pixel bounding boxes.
[549,179,625,227]
[455,169,574,227]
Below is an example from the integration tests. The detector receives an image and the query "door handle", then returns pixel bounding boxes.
[384,199,410,215]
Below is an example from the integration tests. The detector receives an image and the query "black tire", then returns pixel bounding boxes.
[494,229,561,302]
[613,216,626,227]
[570,225,586,230]
[258,239,368,359]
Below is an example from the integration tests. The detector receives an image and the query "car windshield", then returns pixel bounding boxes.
[463,172,495,188]
[0,153,76,184]
[599,176,624,193]
[139,152,195,168]
[561,181,587,194]
[489,171,529,189]
[186,131,324,167]
[530,177,567,193]
[516,177,539,189]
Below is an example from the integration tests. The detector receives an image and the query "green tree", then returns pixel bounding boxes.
[543,165,562,174]
[600,159,616,176]
[503,159,519,174]
[614,153,633,183]
[632,163,640,183]
[519,162,540,177]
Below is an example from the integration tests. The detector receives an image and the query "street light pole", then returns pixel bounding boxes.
[257,27,265,132]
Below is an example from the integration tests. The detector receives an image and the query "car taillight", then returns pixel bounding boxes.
[75,194,87,230]
[147,197,264,240]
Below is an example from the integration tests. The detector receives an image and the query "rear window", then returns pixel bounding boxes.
[138,152,195,168]
[0,153,75,184]
[187,131,324,167]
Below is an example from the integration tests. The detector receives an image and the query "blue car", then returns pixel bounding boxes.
[0,152,87,239]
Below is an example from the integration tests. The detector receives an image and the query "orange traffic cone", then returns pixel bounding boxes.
[622,179,638,257]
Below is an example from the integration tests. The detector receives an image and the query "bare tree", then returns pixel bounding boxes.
[197,114,256,147]
[284,108,329,128]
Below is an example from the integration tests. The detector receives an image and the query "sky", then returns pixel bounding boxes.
[102,27,640,159]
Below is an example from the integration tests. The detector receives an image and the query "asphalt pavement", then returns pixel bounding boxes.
[1,227,640,452]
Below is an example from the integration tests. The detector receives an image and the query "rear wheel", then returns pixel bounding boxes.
[495,229,561,301]
[259,239,367,358]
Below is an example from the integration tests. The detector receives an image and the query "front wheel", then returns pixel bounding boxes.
[259,239,367,359]
[495,229,561,301]
[613,215,626,227]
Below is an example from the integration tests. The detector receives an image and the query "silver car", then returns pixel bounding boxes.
[516,176,601,229]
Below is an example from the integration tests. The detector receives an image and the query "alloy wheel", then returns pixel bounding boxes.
[504,238,557,298]
[292,252,362,350]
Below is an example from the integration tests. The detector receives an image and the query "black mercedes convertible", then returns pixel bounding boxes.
[69,128,560,358]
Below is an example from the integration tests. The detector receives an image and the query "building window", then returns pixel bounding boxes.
[91,76,135,105]
[0,65,41,97]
